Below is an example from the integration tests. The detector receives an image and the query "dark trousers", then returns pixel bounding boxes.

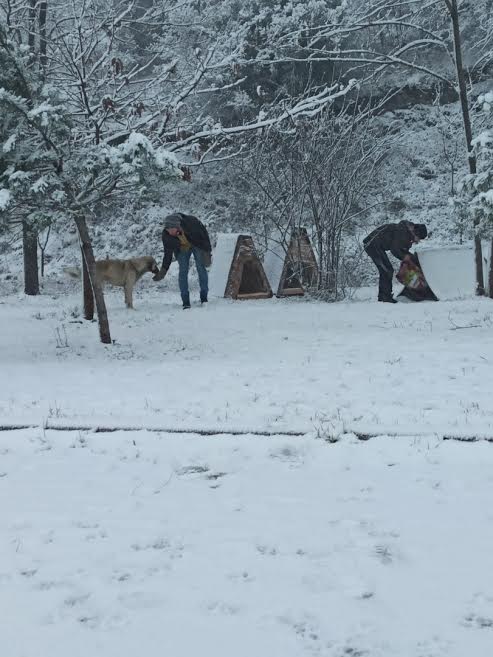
[364,244,393,299]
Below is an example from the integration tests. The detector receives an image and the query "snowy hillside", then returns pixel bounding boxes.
[0,95,485,291]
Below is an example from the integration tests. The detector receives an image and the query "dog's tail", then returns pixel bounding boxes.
[63,266,81,279]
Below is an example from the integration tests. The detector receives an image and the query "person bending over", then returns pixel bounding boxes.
[363,220,428,303]
[154,212,212,309]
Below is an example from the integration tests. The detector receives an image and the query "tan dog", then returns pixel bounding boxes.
[65,256,159,308]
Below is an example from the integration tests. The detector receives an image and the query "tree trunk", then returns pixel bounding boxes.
[74,214,111,344]
[22,221,39,295]
[489,237,493,298]
[37,224,51,277]
[81,245,94,320]
[448,0,485,295]
[28,0,36,53]
[39,1,48,71]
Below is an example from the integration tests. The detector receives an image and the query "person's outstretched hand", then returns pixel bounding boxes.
[153,269,166,281]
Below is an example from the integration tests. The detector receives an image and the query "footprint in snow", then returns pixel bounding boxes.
[463,613,493,629]
[176,464,209,476]
[374,544,393,564]
[256,544,278,556]
[228,571,255,583]
[269,445,304,465]
[206,600,242,615]
[64,593,91,607]
[37,579,68,591]
[278,615,320,646]
[85,529,108,541]
[77,613,127,630]
[74,521,99,529]
[131,538,184,560]
[118,590,166,611]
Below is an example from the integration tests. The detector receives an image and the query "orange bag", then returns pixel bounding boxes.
[396,259,427,290]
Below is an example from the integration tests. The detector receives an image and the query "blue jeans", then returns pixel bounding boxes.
[176,247,208,305]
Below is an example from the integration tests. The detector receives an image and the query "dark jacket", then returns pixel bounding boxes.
[160,213,212,273]
[363,221,415,261]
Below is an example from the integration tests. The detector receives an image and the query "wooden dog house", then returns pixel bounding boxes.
[264,227,319,297]
[209,233,273,300]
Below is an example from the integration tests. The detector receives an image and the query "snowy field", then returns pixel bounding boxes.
[1,429,493,657]
[2,279,493,437]
[2,280,493,656]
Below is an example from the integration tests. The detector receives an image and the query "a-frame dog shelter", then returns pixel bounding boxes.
[209,233,273,299]
[264,227,319,297]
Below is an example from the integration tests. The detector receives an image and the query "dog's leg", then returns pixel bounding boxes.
[124,271,136,309]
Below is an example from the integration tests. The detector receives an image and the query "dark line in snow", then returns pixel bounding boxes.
[0,421,305,437]
[0,422,492,443]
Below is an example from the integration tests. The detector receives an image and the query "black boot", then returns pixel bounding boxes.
[378,296,398,304]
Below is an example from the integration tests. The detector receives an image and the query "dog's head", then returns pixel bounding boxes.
[145,256,160,275]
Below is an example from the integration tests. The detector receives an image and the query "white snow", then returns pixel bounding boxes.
[2,277,493,656]
[2,134,16,153]
[31,176,49,194]
[263,229,291,295]
[208,232,241,297]
[1,429,493,657]
[2,279,493,437]
[263,248,285,295]
[0,188,11,210]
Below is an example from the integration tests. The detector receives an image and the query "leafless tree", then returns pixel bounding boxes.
[226,0,493,294]
[37,224,51,277]
[239,101,392,300]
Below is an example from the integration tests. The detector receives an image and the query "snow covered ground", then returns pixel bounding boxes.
[2,278,493,656]
[1,429,493,657]
[1,277,493,437]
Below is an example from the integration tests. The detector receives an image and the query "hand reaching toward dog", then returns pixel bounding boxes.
[153,269,166,282]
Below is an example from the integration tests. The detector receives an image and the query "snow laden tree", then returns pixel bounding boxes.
[0,23,182,344]
[0,0,359,342]
[0,0,53,294]
[212,0,492,295]
[146,0,357,159]
[444,0,486,294]
[0,16,42,294]
[461,92,493,298]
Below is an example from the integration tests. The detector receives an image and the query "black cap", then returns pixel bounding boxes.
[414,224,428,240]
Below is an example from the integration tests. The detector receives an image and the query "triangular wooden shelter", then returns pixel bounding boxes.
[264,227,319,297]
[209,233,273,300]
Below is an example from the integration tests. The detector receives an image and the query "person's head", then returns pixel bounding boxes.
[164,213,182,236]
[412,223,428,244]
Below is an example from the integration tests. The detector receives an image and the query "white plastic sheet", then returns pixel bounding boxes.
[416,242,492,300]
